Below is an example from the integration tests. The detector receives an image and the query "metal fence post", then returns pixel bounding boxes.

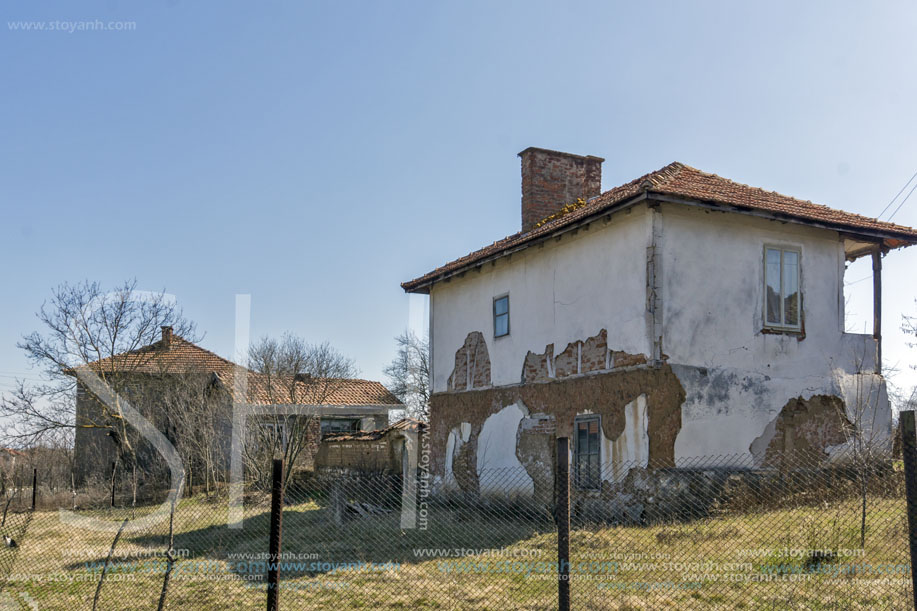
[31,468,37,511]
[267,458,284,611]
[556,437,571,611]
[900,411,917,610]
[110,461,116,509]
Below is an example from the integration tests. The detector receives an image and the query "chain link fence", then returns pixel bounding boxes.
[0,428,914,609]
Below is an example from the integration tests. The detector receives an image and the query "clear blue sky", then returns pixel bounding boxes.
[2,1,916,402]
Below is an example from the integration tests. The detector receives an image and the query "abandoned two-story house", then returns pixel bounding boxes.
[402,147,917,500]
[73,326,401,485]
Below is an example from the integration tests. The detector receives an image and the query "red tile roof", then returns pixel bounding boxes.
[77,336,401,407]
[402,162,917,293]
[82,335,237,376]
[223,371,402,406]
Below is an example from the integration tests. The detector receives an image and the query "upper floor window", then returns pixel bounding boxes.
[493,295,510,338]
[764,246,801,329]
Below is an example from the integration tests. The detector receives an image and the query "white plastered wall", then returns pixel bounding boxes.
[660,204,890,462]
[430,201,892,480]
[429,203,652,393]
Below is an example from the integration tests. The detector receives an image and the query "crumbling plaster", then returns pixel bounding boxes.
[661,204,890,462]
[672,363,892,466]
[429,203,652,393]
[428,201,892,489]
[433,364,685,492]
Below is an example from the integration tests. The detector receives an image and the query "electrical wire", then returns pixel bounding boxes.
[886,179,917,222]
[878,167,917,219]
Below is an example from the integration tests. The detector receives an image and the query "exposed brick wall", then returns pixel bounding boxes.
[612,351,647,368]
[581,329,608,373]
[521,329,645,384]
[430,365,686,488]
[447,331,492,391]
[553,341,579,378]
[753,395,851,469]
[519,147,603,233]
[522,344,553,383]
[521,414,556,435]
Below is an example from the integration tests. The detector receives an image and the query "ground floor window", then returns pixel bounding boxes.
[574,415,601,489]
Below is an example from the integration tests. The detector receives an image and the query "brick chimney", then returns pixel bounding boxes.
[161,326,173,349]
[519,147,604,232]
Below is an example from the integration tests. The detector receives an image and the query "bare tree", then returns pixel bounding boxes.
[904,299,917,373]
[383,330,430,420]
[155,369,229,497]
[245,334,358,487]
[904,298,917,336]
[0,280,196,490]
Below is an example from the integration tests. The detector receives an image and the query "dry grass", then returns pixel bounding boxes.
[0,494,911,609]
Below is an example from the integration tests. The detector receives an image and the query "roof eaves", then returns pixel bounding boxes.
[402,191,650,293]
[648,192,917,250]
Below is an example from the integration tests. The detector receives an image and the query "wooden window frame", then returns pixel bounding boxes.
[574,415,601,490]
[763,244,803,331]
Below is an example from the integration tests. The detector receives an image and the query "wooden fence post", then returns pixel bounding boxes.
[556,437,571,611]
[267,458,284,611]
[900,411,917,610]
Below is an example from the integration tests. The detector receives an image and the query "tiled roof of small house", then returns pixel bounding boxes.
[402,162,917,292]
[224,371,402,406]
[75,335,401,407]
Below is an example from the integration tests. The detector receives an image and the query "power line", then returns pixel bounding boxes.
[887,179,917,222]
[878,167,917,219]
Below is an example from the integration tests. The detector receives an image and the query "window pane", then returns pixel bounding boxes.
[494,296,508,316]
[783,251,799,326]
[765,249,781,324]
[494,313,508,337]
[575,418,602,488]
